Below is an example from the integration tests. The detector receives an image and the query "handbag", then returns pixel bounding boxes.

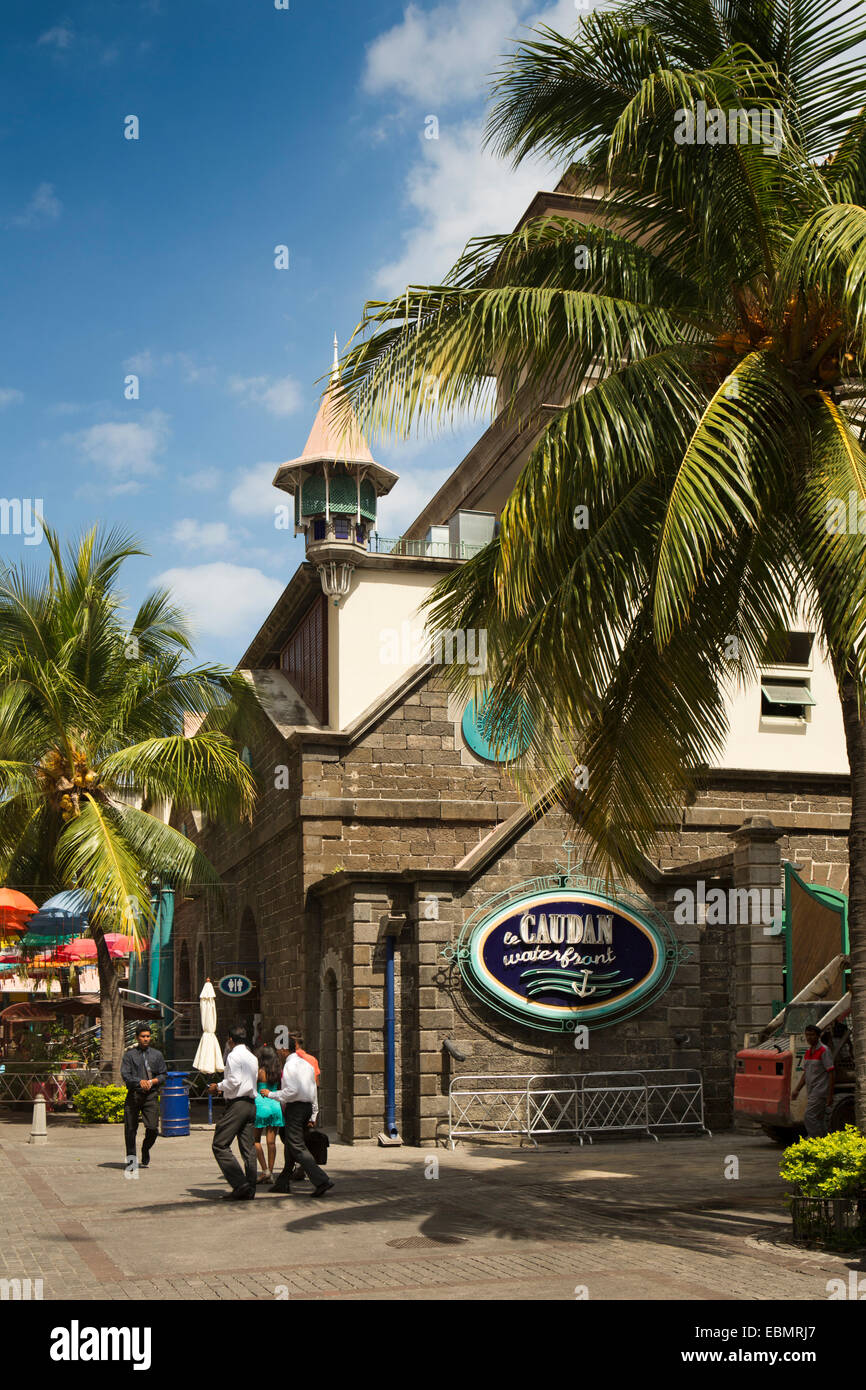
[304,1127,329,1167]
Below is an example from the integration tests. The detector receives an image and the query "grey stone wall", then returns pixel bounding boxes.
[173,668,851,1144]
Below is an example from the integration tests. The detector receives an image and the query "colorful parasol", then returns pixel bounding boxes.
[0,888,38,944]
[52,934,136,963]
[26,889,96,941]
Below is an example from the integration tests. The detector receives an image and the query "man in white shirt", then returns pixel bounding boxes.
[208,1026,259,1200]
[262,1036,333,1196]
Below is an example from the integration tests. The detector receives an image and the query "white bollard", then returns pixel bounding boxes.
[28,1093,48,1145]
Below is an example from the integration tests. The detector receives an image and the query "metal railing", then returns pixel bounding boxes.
[367,535,486,561]
[449,1073,531,1142]
[0,1066,99,1109]
[0,1064,217,1112]
[448,1069,711,1147]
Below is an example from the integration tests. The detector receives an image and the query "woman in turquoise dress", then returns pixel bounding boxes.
[254,1045,284,1183]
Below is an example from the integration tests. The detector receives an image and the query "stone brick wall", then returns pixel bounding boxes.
[173,666,851,1144]
[172,710,307,1043]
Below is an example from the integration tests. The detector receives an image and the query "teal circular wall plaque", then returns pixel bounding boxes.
[461,693,531,762]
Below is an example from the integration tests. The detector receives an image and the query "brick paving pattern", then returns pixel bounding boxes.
[0,1120,857,1301]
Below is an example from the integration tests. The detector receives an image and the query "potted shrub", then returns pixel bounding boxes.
[780,1126,866,1250]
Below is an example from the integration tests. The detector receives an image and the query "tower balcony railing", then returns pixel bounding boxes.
[366,534,486,561]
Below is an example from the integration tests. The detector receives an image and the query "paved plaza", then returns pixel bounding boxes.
[0,1117,860,1301]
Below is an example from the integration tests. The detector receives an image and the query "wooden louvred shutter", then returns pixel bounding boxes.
[280,593,328,724]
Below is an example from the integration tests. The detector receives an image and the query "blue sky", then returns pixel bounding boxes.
[0,0,577,665]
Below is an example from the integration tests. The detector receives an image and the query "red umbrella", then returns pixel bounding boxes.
[0,888,38,941]
[52,934,135,963]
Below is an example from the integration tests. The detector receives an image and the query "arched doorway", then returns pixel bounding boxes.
[232,907,261,1046]
[320,969,338,1130]
[176,940,193,1049]
[196,941,206,992]
[178,941,191,1002]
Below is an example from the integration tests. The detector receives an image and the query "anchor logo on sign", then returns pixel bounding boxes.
[571,970,596,998]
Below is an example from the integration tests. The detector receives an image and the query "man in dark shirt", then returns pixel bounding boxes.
[120,1024,167,1170]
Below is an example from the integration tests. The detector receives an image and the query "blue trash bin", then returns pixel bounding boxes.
[161,1070,190,1137]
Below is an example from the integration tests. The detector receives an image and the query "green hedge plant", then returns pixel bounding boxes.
[780,1126,866,1199]
[73,1085,127,1125]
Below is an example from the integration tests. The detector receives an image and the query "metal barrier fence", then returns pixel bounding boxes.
[448,1070,711,1147]
[0,1066,214,1109]
[0,1067,99,1109]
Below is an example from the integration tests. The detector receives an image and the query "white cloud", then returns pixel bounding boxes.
[364,0,588,292]
[228,375,303,418]
[153,563,282,639]
[124,350,155,375]
[69,410,169,478]
[374,118,557,293]
[177,354,218,385]
[123,350,216,384]
[376,464,454,536]
[7,182,62,229]
[37,25,74,49]
[179,468,222,492]
[170,518,231,551]
[50,401,95,415]
[75,478,144,499]
[228,463,283,519]
[37,23,121,66]
[363,0,582,106]
[0,388,23,408]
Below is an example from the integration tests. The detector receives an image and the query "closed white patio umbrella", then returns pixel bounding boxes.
[192,979,223,1074]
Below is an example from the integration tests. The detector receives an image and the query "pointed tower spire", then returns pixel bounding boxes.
[271,339,400,606]
[291,336,375,467]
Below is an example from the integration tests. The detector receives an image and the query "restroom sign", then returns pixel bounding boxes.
[217,973,252,997]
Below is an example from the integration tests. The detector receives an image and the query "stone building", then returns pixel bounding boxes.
[172,181,851,1144]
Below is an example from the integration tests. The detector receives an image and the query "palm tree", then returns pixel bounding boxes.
[335,0,866,1118]
[0,524,256,1081]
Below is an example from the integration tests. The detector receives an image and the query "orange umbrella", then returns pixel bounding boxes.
[0,888,37,942]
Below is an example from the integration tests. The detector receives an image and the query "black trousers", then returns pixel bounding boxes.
[212,1097,257,1193]
[276,1101,328,1190]
[124,1089,159,1160]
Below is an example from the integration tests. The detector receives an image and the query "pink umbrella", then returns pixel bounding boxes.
[52,934,136,963]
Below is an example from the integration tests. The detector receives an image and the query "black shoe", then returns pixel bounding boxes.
[139,1154,150,1169]
[222,1184,254,1201]
[312,1179,334,1198]
[290,1165,306,1182]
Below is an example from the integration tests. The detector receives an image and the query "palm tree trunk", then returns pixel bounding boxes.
[94,924,124,1083]
[839,674,866,1129]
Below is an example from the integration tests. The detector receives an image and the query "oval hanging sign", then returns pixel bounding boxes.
[462,888,673,1029]
[217,973,252,998]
